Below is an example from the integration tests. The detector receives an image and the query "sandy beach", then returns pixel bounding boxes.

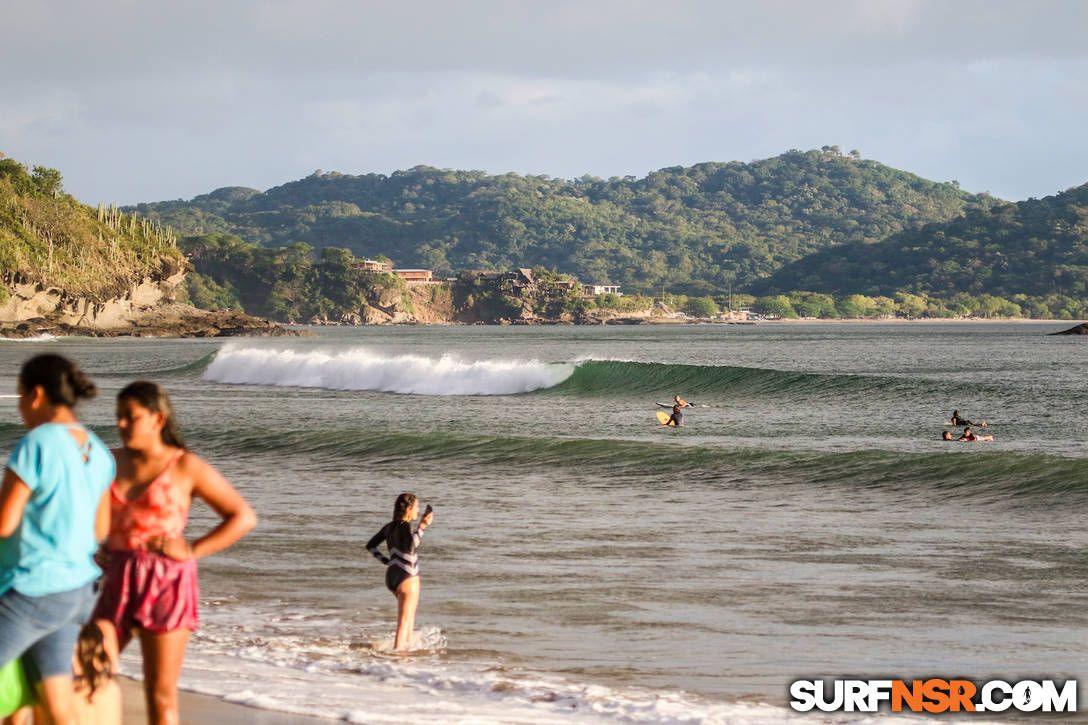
[119,678,330,724]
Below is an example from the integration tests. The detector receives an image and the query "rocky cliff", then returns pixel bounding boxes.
[0,156,297,338]
[0,269,297,338]
[305,282,670,326]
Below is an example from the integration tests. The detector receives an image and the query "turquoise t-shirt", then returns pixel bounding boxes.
[0,423,115,597]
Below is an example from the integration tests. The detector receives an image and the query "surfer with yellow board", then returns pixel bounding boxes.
[656,395,694,426]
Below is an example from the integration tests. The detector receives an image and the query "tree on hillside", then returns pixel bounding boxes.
[31,166,63,198]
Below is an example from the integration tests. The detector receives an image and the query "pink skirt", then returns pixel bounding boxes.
[93,550,199,635]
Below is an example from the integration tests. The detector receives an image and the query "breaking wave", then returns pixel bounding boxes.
[203,343,575,396]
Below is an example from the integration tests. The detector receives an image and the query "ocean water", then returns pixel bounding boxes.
[0,322,1085,723]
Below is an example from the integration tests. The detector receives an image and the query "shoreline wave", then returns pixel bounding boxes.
[145,601,950,725]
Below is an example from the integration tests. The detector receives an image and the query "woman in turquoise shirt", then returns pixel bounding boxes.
[0,354,114,725]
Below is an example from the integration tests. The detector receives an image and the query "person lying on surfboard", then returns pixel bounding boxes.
[950,410,987,427]
[956,427,994,442]
[658,395,695,409]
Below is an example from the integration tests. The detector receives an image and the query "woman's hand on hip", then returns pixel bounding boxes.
[148,535,194,561]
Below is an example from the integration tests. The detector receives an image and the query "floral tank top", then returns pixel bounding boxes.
[106,450,190,551]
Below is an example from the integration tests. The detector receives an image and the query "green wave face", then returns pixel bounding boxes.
[551,360,931,399]
[185,426,1088,504]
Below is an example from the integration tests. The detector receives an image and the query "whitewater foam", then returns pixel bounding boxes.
[203,343,575,395]
[120,600,954,725]
[0,333,56,342]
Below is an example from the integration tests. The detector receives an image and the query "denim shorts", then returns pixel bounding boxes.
[0,582,95,680]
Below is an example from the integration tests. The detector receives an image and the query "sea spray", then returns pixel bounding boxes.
[203,343,576,395]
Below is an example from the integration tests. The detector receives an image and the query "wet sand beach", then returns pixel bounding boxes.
[120,678,330,724]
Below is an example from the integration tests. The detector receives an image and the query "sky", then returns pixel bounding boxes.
[3,0,1087,205]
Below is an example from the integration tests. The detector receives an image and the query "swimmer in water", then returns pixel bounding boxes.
[659,395,694,426]
[667,403,684,427]
[950,410,987,427]
[957,426,994,442]
[366,493,434,650]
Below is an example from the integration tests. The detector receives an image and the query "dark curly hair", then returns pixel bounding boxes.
[76,621,113,698]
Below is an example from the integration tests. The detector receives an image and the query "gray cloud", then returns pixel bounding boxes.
[2,0,1086,203]
[9,0,1088,82]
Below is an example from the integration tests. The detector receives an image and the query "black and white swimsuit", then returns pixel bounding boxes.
[367,521,425,592]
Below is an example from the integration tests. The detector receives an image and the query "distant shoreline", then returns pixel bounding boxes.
[756,317,1076,324]
[290,316,1080,328]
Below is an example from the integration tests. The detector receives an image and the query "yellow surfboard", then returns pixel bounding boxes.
[656,411,676,426]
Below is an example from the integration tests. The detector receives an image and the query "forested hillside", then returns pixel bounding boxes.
[0,155,184,300]
[753,183,1088,319]
[129,148,992,295]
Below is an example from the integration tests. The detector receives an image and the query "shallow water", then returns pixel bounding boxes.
[0,322,1084,723]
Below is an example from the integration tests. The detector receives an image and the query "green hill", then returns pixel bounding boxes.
[752,183,1088,318]
[0,155,185,302]
[128,148,993,295]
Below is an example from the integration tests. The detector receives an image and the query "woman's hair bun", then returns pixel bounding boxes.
[19,354,97,407]
[69,369,97,400]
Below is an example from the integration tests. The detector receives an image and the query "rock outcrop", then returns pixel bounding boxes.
[1051,322,1088,335]
[0,273,302,338]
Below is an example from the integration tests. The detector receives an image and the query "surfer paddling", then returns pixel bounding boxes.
[658,395,695,410]
[367,493,434,650]
[957,426,994,442]
[943,428,993,442]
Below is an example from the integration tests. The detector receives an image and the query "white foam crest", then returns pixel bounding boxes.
[366,626,448,653]
[203,343,575,395]
[0,333,56,342]
[141,643,948,725]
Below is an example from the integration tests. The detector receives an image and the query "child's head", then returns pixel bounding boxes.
[75,621,113,697]
[393,493,418,522]
[116,380,186,448]
[18,354,95,408]
[942,431,952,440]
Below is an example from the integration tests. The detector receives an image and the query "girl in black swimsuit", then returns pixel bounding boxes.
[367,493,433,649]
